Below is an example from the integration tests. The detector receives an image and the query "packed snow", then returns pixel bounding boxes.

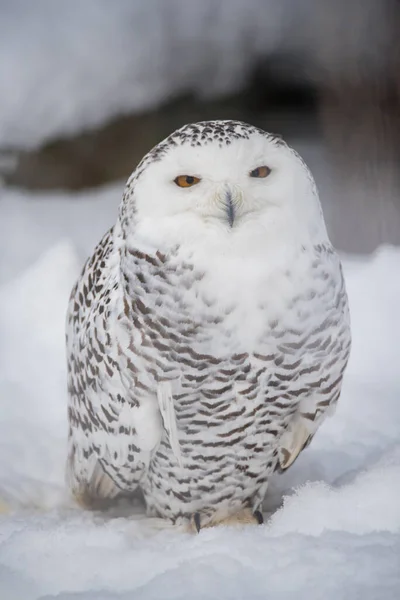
[0,180,399,599]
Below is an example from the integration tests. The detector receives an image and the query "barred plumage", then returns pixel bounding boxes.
[66,120,351,529]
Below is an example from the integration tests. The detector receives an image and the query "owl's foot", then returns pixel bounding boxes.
[190,507,264,533]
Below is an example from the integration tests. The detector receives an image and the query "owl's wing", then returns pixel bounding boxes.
[66,229,164,506]
[277,260,351,472]
[277,374,345,472]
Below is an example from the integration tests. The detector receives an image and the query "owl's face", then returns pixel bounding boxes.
[126,122,328,254]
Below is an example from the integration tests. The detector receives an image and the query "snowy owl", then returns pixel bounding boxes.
[66,120,351,531]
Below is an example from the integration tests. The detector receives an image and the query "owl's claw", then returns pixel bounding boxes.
[193,512,201,533]
[254,510,264,524]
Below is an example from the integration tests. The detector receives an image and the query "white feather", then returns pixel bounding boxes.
[157,382,183,468]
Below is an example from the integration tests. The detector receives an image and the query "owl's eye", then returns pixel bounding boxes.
[174,175,201,188]
[249,166,271,178]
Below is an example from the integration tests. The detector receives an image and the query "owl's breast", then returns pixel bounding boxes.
[142,351,295,522]
[168,269,308,358]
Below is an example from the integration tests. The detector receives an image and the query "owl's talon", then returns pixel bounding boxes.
[254,510,264,524]
[193,512,201,533]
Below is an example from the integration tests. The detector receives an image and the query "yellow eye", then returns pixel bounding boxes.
[249,166,271,178]
[174,175,201,188]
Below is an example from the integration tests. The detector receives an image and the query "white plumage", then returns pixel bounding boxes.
[66,120,351,530]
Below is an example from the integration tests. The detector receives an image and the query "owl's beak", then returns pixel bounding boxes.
[225,189,235,228]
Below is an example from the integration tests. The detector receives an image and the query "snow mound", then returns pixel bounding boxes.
[268,444,400,537]
[0,240,80,509]
[0,184,399,597]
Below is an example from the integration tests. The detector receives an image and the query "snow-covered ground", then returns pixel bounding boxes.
[0,179,399,599]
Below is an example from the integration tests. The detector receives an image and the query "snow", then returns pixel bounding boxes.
[1,183,400,599]
[1,1,391,152]
[0,0,288,150]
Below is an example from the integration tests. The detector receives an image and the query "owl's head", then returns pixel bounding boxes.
[120,121,329,255]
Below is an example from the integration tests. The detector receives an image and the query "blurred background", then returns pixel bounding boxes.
[1,0,400,285]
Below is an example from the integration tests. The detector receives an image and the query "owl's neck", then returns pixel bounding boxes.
[119,223,329,322]
[122,209,326,273]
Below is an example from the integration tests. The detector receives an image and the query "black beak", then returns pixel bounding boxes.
[225,190,235,228]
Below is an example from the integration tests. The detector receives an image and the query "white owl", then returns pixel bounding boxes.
[66,120,351,531]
